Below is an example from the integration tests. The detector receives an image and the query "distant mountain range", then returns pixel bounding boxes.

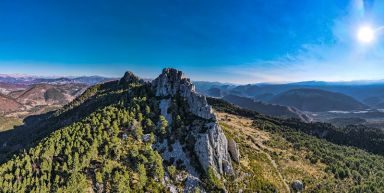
[269,88,367,112]
[222,94,312,122]
[0,82,87,115]
[195,80,384,128]
[0,74,114,85]
[0,74,112,117]
[195,80,384,110]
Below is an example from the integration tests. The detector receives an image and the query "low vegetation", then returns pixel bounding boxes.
[210,98,384,192]
[0,116,22,132]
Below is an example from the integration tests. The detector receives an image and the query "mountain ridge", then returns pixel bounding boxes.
[222,94,312,122]
[270,88,368,112]
[0,68,237,192]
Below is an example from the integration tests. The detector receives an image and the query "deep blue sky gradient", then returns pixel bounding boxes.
[0,0,383,83]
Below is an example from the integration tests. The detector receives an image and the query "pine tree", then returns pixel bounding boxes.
[158,115,168,135]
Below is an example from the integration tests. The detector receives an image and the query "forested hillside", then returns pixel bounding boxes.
[0,69,238,192]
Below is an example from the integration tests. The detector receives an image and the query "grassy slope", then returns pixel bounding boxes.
[213,107,384,192]
[218,112,328,192]
[0,117,22,132]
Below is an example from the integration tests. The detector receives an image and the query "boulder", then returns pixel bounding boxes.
[228,138,240,163]
[142,134,152,143]
[291,180,304,192]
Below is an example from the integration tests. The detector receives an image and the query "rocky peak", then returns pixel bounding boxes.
[152,68,234,177]
[119,71,141,84]
[152,68,214,120]
[152,68,195,96]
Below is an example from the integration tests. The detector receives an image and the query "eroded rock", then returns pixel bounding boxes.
[152,68,215,120]
[152,68,233,177]
[228,138,240,163]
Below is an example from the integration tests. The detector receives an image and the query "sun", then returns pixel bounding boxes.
[357,26,375,43]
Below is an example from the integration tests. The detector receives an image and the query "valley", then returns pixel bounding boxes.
[0,76,111,132]
[197,81,384,129]
[209,98,384,192]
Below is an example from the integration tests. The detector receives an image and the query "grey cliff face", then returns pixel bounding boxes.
[152,68,215,120]
[194,123,233,175]
[152,68,233,176]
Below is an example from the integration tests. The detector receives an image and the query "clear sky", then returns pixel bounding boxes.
[0,0,383,83]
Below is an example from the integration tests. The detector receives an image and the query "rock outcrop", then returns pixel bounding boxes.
[194,122,233,175]
[152,68,215,120]
[228,138,240,163]
[152,68,233,176]
[292,180,304,193]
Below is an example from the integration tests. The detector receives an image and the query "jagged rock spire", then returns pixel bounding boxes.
[152,68,214,120]
[152,68,194,96]
[152,68,233,176]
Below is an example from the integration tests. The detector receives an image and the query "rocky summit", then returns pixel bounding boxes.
[152,68,234,176]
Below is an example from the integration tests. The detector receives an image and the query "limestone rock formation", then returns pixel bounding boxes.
[152,68,233,176]
[152,68,215,120]
[228,138,240,163]
[194,122,233,175]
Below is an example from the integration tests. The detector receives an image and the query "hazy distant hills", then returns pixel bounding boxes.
[363,96,384,109]
[222,94,312,122]
[0,93,23,114]
[0,83,88,115]
[0,74,114,85]
[269,88,367,112]
[195,80,384,127]
[0,74,112,117]
[195,80,384,109]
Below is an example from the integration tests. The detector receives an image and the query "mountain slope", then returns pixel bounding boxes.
[270,88,367,112]
[222,94,311,122]
[208,98,384,192]
[0,94,24,114]
[0,74,113,85]
[15,83,86,106]
[0,69,237,192]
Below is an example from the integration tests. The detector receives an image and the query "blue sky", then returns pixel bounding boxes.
[0,0,383,83]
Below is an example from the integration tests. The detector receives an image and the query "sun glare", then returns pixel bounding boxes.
[357,26,375,43]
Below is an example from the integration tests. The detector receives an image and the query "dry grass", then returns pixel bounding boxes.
[0,116,22,132]
[217,112,331,192]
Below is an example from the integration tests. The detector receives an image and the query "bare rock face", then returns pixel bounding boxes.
[228,138,240,163]
[152,68,233,176]
[194,123,233,175]
[152,68,215,120]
